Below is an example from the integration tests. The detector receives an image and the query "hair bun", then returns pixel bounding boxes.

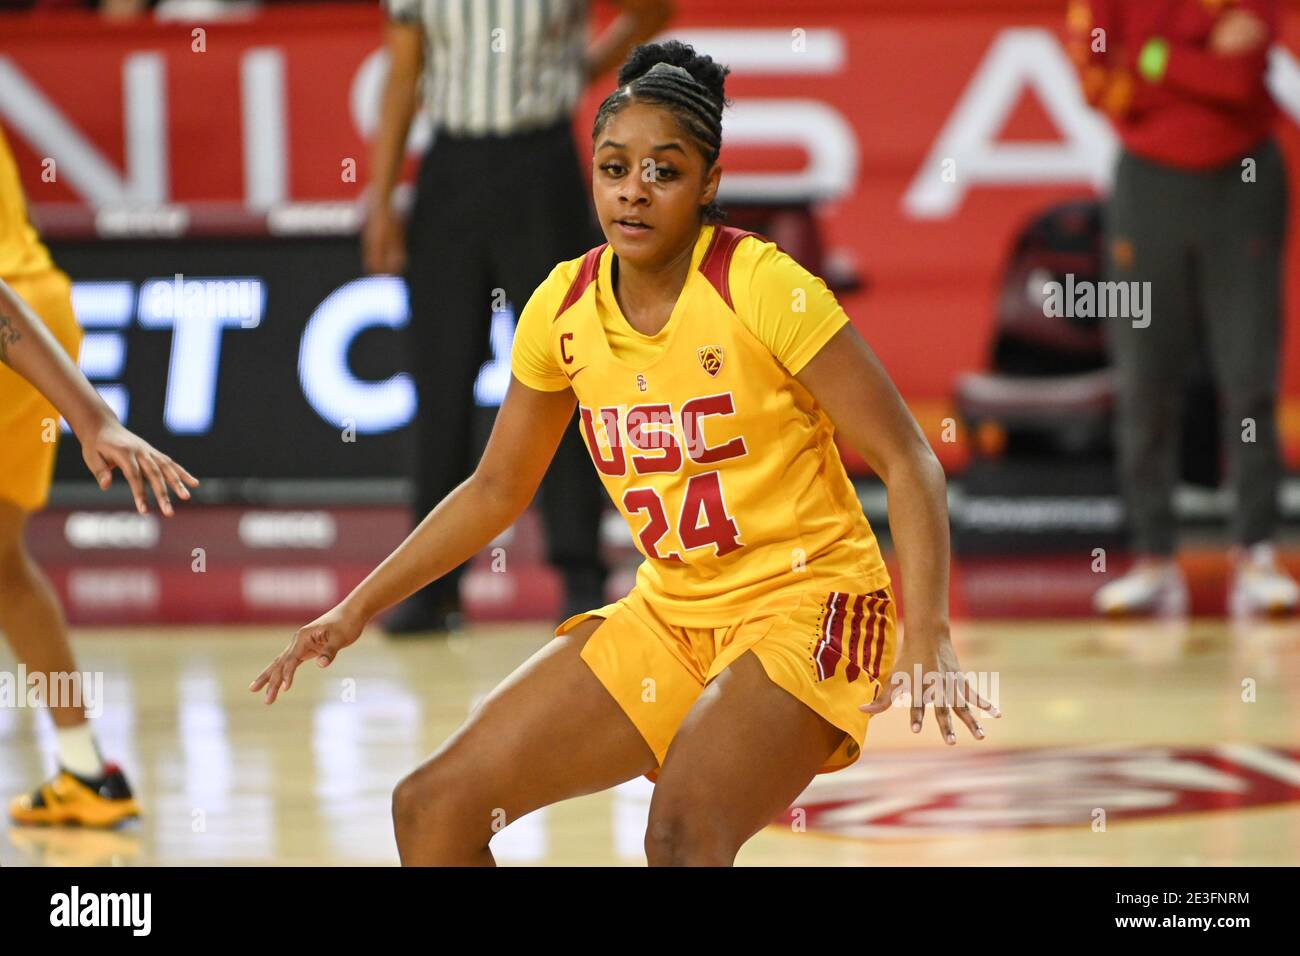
[645,62,696,83]
[617,40,729,109]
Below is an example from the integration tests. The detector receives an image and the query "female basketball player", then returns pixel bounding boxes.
[253,40,998,866]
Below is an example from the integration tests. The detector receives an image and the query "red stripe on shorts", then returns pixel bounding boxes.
[814,592,847,681]
[868,591,889,680]
[844,593,866,683]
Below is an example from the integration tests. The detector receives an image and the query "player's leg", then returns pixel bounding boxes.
[642,650,844,866]
[645,586,900,865]
[391,615,657,865]
[0,501,81,732]
[2,501,142,824]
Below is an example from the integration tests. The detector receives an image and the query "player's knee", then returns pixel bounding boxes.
[391,756,481,843]
[644,803,737,866]
[392,765,444,833]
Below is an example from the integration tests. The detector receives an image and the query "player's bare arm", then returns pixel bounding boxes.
[250,376,577,703]
[0,278,198,516]
[796,322,1000,743]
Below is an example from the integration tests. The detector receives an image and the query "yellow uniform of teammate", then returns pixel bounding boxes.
[0,127,83,512]
[512,222,898,776]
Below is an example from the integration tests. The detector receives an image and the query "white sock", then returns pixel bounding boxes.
[56,723,105,779]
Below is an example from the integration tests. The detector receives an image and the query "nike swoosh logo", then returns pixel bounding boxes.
[564,365,588,381]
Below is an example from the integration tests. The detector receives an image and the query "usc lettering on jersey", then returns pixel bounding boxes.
[512,223,890,626]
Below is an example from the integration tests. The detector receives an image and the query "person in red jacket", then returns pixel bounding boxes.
[1069,0,1298,617]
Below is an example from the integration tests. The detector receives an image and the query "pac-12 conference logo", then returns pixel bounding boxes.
[782,745,1300,836]
[697,345,724,377]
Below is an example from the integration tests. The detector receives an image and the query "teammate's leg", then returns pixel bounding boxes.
[643,650,845,866]
[392,616,656,865]
[0,500,84,734]
[1,499,138,826]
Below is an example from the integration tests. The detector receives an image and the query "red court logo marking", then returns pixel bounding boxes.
[782,745,1300,836]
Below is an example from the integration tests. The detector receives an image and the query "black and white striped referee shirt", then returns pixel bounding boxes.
[384,0,589,137]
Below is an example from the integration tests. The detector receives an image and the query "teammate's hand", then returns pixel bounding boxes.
[250,604,366,705]
[861,628,1000,745]
[362,207,407,275]
[81,418,199,517]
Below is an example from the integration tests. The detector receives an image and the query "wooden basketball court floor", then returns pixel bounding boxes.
[2,616,1299,866]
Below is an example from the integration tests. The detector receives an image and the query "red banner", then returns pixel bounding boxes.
[3,0,1300,468]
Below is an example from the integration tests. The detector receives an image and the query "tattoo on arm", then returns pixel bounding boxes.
[0,313,21,365]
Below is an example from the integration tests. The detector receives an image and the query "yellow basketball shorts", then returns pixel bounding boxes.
[0,269,82,513]
[556,579,899,780]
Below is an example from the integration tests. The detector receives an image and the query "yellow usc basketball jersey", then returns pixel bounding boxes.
[0,127,55,280]
[512,223,891,626]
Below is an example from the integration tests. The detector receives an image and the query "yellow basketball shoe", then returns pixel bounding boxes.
[9,763,141,828]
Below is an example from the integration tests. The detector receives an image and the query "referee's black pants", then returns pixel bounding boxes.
[402,118,607,611]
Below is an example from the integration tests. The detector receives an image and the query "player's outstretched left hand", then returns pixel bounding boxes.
[81,418,199,517]
[861,628,1000,745]
[250,604,366,705]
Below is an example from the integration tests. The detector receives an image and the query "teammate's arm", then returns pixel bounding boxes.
[250,376,577,703]
[795,325,998,743]
[0,278,198,515]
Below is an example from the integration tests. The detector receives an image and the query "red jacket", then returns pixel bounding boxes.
[1067,0,1278,169]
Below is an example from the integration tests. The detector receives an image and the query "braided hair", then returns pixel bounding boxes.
[592,40,732,224]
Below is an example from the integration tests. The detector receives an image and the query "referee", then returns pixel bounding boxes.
[364,0,673,633]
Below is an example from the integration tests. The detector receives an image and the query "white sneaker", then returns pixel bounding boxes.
[1228,543,1299,618]
[1093,559,1188,617]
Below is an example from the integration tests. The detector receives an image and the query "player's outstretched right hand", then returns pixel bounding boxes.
[81,417,199,517]
[249,604,366,705]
